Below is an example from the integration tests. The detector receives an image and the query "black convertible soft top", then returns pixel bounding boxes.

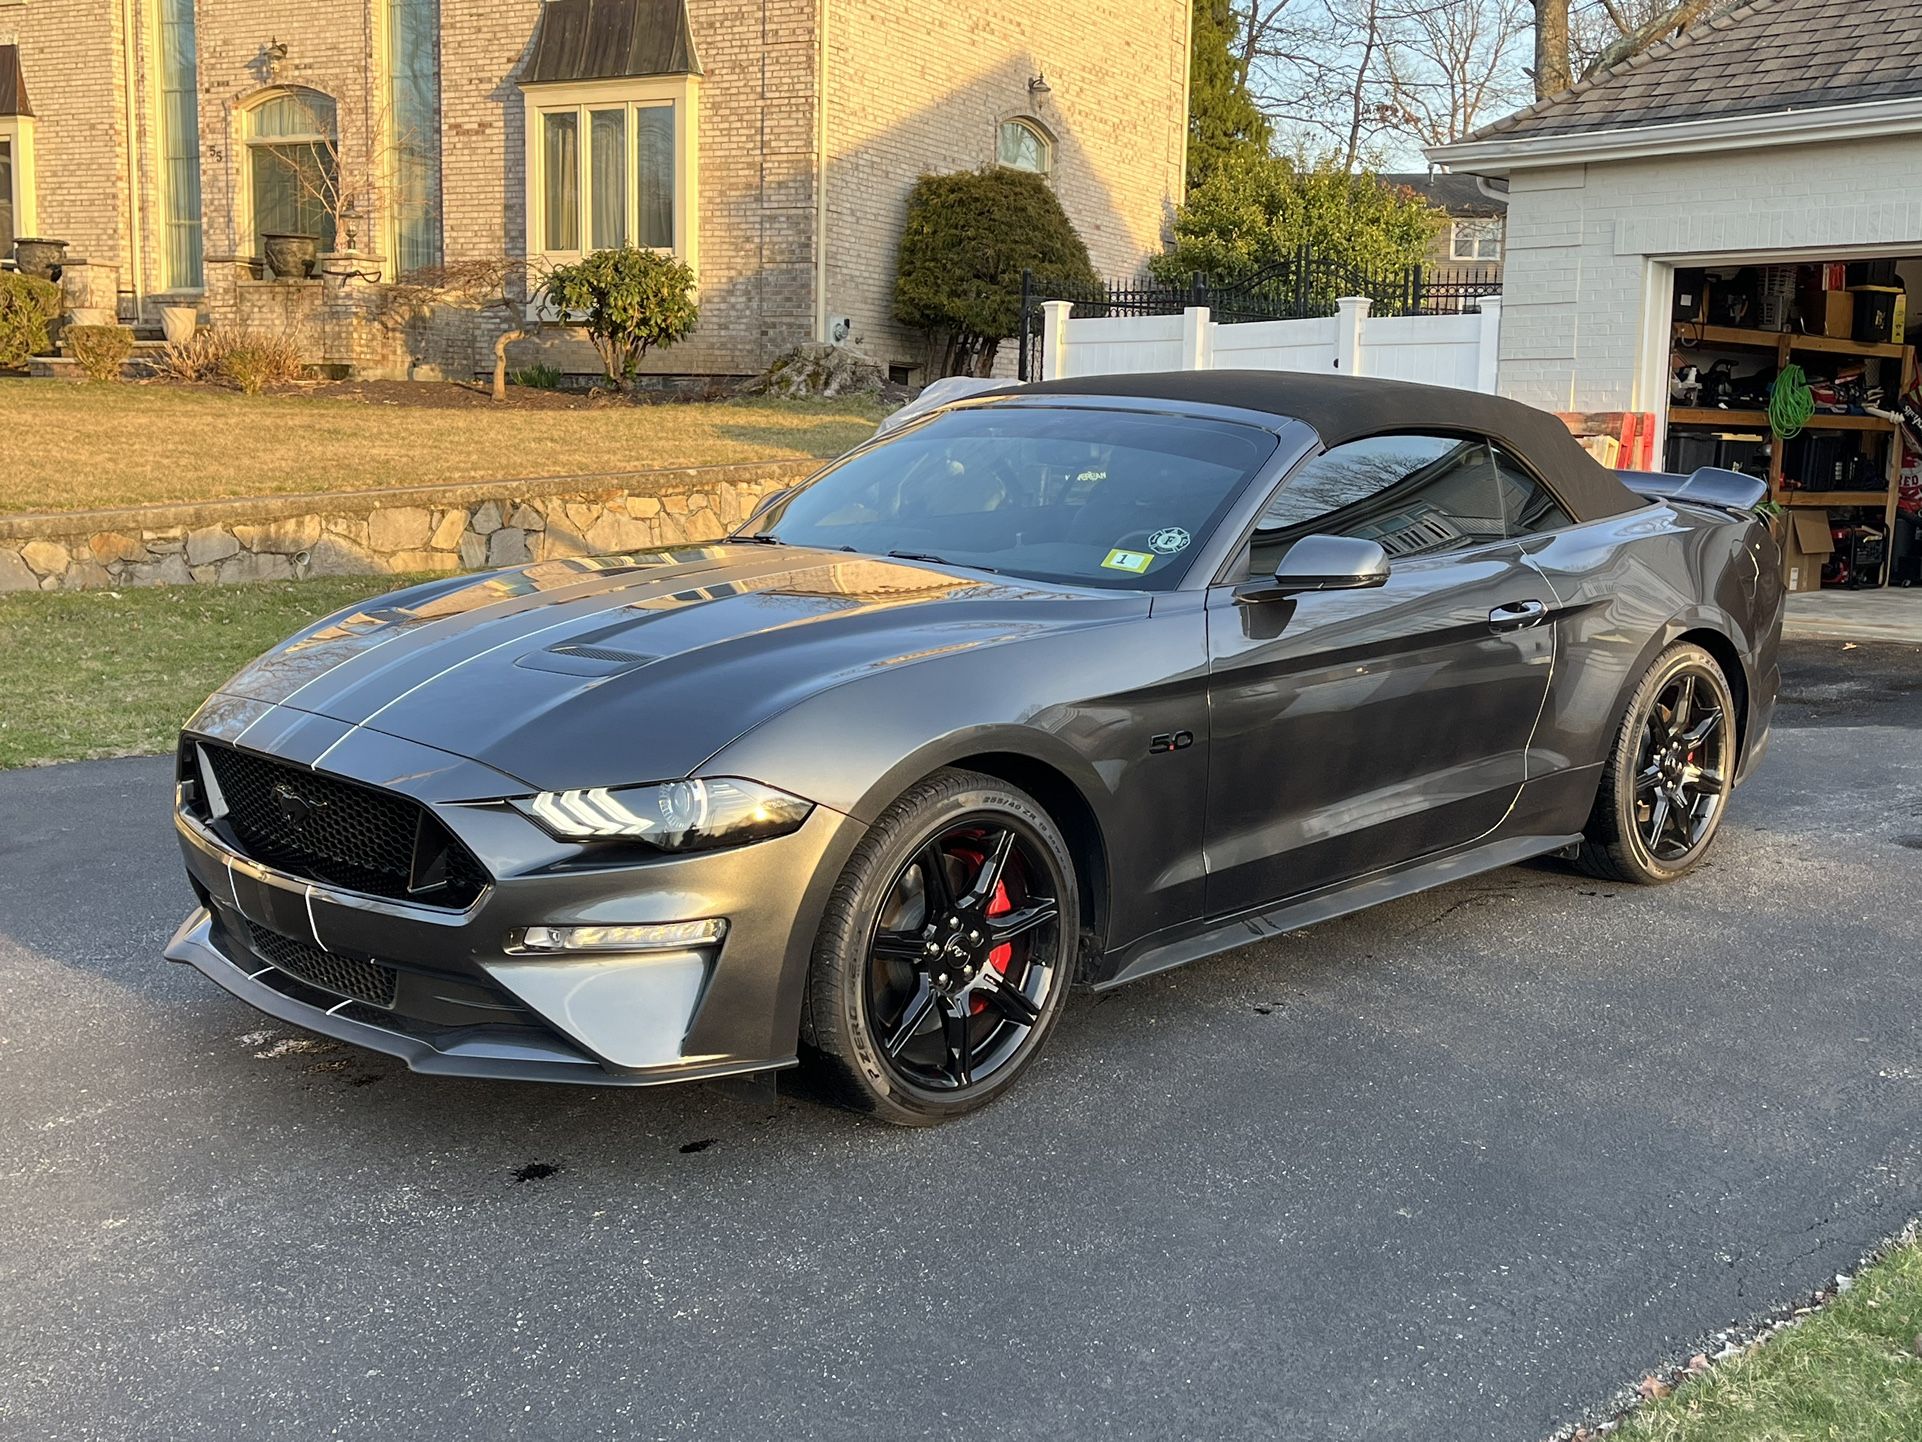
[1001,370,1647,525]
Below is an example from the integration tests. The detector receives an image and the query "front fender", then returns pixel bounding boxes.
[704,603,1214,958]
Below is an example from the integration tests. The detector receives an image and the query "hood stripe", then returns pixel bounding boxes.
[252,553,747,721]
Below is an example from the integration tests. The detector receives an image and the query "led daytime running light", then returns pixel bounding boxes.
[517,919,727,953]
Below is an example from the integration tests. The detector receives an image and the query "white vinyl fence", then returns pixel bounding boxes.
[1037,294,1502,394]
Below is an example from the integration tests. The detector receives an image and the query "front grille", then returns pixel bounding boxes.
[245,921,398,1008]
[195,742,489,908]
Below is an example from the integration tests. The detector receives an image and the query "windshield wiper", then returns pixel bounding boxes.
[721,533,785,545]
[887,549,998,574]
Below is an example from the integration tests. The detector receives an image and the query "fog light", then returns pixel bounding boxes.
[515,919,727,954]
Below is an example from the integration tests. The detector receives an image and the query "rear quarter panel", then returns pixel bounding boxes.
[1520,501,1782,793]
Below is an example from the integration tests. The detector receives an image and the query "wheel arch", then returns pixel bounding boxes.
[945,749,1112,969]
[1672,625,1750,763]
[846,730,1116,963]
[1592,615,1754,777]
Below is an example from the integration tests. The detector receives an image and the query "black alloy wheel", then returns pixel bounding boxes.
[1579,641,1737,884]
[799,769,1078,1124]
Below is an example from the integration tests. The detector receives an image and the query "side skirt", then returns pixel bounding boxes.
[1094,831,1581,991]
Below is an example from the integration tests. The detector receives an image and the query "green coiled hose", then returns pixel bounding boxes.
[1769,363,1815,439]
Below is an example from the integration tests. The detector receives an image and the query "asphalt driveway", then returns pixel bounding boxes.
[3,639,1919,1441]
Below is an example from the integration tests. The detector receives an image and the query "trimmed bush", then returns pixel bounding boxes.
[0,272,63,370]
[218,333,307,395]
[543,246,699,386]
[893,167,1098,378]
[66,325,137,383]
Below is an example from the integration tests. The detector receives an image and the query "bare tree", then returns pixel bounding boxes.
[1246,0,1402,168]
[1532,0,1572,98]
[1576,0,1722,74]
[1379,0,1534,147]
[379,257,557,400]
[1237,0,1736,160]
[256,92,422,256]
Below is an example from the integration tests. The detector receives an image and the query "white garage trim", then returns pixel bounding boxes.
[1429,95,1922,175]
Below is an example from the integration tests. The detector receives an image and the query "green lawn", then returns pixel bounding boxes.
[0,575,427,768]
[1620,1234,1922,1441]
[0,380,882,515]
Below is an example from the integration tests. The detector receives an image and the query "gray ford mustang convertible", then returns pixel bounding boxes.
[168,372,1783,1124]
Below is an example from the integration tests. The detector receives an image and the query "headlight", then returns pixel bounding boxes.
[514,919,727,953]
[519,778,814,850]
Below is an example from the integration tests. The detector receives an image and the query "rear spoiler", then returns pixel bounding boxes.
[1619,466,1770,513]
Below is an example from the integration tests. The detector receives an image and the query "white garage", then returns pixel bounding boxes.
[1431,0,1922,590]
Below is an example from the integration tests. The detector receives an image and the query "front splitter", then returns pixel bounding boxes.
[166,908,795,1089]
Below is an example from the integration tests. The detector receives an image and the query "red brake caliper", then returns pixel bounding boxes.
[953,848,1016,1015]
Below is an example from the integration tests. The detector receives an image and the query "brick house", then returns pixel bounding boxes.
[0,0,1190,380]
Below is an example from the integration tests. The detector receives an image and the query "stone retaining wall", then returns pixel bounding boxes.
[0,460,820,593]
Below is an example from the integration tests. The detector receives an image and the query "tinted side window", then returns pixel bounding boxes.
[1243,432,1506,579]
[1490,443,1574,537]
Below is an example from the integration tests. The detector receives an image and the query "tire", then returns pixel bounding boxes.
[1577,641,1737,884]
[798,768,1079,1125]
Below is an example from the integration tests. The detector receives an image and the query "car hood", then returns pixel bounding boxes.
[213,545,1147,792]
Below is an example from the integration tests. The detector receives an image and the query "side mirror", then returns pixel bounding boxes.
[1233,534,1391,603]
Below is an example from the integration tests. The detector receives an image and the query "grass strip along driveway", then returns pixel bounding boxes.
[0,381,883,515]
[1620,1231,1922,1441]
[0,577,424,767]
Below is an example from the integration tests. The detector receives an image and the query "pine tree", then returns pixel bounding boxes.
[1186,0,1272,193]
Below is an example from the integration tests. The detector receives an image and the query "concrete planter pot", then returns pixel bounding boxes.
[60,261,120,316]
[13,237,68,281]
[160,305,199,344]
[262,233,319,281]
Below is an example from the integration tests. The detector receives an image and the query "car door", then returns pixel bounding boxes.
[1202,432,1555,918]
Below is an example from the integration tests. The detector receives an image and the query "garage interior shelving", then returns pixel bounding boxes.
[1665,264,1919,589]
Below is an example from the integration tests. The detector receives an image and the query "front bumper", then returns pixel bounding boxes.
[169,700,866,1086]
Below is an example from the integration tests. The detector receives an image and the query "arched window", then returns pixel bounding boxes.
[245,89,338,255]
[996,118,1051,175]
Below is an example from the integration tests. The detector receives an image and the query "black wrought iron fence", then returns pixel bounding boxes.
[1016,251,1501,379]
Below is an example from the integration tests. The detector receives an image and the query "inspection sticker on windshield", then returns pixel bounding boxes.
[1102,548,1154,574]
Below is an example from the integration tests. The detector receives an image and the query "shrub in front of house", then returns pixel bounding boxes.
[543,246,699,388]
[218,332,308,394]
[0,272,63,370]
[893,167,1099,378]
[153,329,229,384]
[66,324,137,383]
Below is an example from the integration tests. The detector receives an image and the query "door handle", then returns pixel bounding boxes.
[1488,599,1548,632]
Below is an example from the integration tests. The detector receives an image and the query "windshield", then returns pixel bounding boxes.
[739,406,1278,590]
